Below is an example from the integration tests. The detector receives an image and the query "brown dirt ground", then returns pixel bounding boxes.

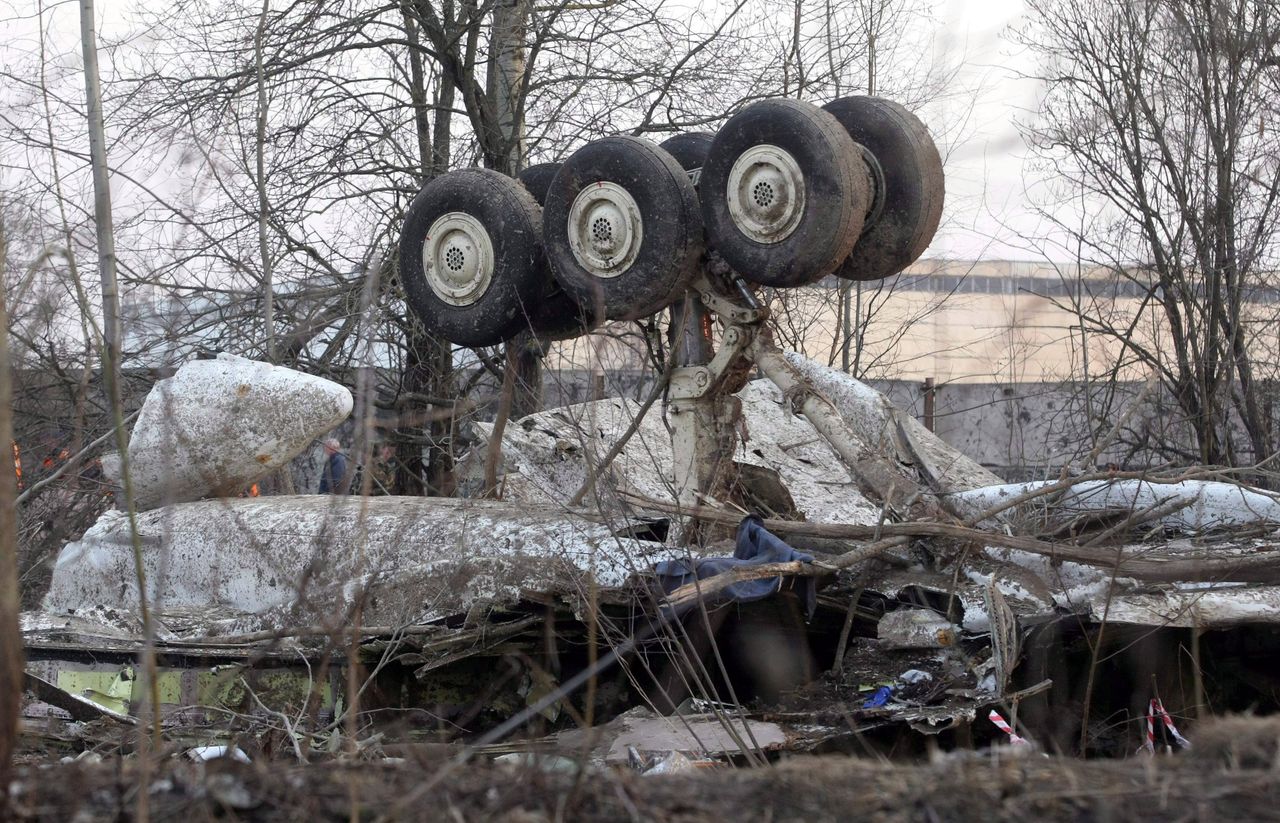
[8,717,1280,822]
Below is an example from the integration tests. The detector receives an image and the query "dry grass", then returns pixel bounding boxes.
[9,716,1280,821]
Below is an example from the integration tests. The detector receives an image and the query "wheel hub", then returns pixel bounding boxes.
[422,212,495,306]
[726,144,806,244]
[567,181,643,278]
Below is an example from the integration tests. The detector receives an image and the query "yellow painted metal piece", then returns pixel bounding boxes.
[52,662,336,719]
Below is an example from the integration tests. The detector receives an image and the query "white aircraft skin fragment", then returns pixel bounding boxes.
[110,354,352,511]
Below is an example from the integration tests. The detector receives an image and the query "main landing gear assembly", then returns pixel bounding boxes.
[398,95,945,511]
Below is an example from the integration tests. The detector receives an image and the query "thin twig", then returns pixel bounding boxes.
[15,410,140,506]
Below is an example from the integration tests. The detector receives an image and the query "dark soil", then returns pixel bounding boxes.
[9,717,1280,822]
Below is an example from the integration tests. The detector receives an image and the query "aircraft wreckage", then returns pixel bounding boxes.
[20,95,1280,764]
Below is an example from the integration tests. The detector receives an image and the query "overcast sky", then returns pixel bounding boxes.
[925,0,1055,262]
[10,0,1056,264]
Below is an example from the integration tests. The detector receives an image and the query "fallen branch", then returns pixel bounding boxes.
[618,491,1280,583]
[1079,495,1194,547]
[659,561,819,611]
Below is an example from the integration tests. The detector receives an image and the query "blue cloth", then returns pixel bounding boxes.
[652,515,816,618]
[319,451,348,494]
[863,686,893,709]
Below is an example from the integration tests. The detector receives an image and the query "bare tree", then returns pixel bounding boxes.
[0,200,22,810]
[1020,0,1280,471]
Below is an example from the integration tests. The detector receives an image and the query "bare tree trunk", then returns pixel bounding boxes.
[396,4,455,495]
[486,0,542,420]
[255,0,275,362]
[838,0,883,374]
[484,0,529,174]
[81,0,121,376]
[0,204,23,811]
[81,0,162,790]
[790,0,805,99]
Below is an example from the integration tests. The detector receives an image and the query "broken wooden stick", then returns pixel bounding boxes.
[618,491,1280,584]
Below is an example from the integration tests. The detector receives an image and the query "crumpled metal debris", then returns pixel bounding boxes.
[877,608,960,649]
[103,353,352,510]
[951,478,1280,532]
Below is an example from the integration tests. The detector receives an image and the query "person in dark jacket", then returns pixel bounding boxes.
[318,437,348,494]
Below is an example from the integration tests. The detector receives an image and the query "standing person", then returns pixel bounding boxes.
[369,443,396,494]
[318,437,348,494]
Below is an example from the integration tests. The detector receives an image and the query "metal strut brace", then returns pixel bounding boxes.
[668,268,917,523]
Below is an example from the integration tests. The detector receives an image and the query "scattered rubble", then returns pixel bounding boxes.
[17,349,1280,796]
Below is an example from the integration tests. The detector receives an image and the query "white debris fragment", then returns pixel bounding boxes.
[466,383,883,526]
[186,745,251,763]
[878,608,959,649]
[1092,585,1280,628]
[780,351,1003,492]
[603,709,787,762]
[948,479,1280,532]
[641,750,703,775]
[493,753,587,774]
[108,354,352,511]
[899,669,933,685]
[465,352,1001,526]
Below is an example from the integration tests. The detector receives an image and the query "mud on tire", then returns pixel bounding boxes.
[399,169,546,348]
[699,99,870,288]
[543,136,704,323]
[659,131,715,184]
[516,162,591,340]
[822,95,945,282]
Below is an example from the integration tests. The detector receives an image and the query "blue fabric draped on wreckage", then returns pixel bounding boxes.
[652,514,817,619]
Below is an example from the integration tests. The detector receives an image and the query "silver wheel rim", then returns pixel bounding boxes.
[726,144,806,244]
[422,212,495,306]
[567,181,643,278]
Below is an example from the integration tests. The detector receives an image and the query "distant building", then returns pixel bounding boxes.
[547,258,1277,386]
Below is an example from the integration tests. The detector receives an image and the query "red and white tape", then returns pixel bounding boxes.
[1142,698,1191,753]
[989,709,1030,746]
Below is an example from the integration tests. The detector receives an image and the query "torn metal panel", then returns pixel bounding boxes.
[22,649,340,726]
[1091,584,1280,628]
[466,353,1004,530]
[104,354,353,510]
[600,710,788,763]
[951,479,1280,532]
[41,496,686,633]
[468,379,911,527]
[23,672,135,724]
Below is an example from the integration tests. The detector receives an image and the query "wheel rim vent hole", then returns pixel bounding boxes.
[445,246,465,271]
[753,181,775,208]
[592,217,614,243]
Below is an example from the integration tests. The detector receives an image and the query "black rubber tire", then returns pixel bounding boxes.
[543,136,704,323]
[823,96,945,282]
[659,132,714,174]
[517,162,561,207]
[398,168,545,348]
[514,162,590,340]
[700,99,869,288]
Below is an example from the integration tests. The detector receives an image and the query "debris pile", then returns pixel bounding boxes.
[18,351,1280,774]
